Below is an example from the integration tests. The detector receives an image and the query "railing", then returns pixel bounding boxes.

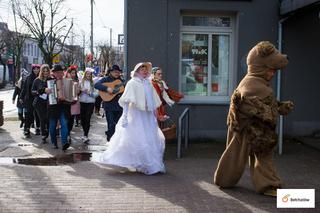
[177,108,189,158]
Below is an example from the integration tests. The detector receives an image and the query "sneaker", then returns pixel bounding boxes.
[52,144,58,149]
[20,121,24,128]
[62,143,70,151]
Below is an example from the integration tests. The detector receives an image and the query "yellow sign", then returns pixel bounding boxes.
[52,54,60,63]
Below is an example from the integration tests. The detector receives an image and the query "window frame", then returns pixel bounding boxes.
[179,14,236,105]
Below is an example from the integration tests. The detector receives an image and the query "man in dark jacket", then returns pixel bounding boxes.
[20,64,41,137]
[94,65,124,141]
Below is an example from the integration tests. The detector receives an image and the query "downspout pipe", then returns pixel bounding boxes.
[277,17,289,155]
[124,0,128,79]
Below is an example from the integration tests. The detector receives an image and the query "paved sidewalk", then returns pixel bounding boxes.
[0,116,319,212]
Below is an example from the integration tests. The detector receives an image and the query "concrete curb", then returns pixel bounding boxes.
[4,116,19,121]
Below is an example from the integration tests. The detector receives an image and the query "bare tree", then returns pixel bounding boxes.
[60,51,73,66]
[59,44,84,67]
[11,1,27,83]
[98,43,112,71]
[98,43,120,71]
[0,24,11,85]
[14,0,73,66]
[0,22,11,57]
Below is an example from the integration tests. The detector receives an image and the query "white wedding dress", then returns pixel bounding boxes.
[92,76,166,175]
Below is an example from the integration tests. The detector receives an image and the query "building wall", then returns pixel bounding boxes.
[126,0,281,139]
[282,5,320,135]
[23,38,44,70]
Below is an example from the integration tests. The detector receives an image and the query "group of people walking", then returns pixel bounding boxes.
[12,61,180,174]
[13,64,102,150]
[12,41,293,197]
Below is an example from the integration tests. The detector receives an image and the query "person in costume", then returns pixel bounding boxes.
[94,65,124,141]
[93,62,166,175]
[151,67,175,122]
[213,41,293,197]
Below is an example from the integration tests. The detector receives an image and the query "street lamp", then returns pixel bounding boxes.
[103,26,112,47]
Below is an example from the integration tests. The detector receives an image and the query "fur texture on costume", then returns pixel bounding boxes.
[214,41,293,193]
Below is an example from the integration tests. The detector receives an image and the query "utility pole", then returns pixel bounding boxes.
[82,31,86,69]
[71,18,74,64]
[71,18,74,46]
[110,28,112,47]
[90,0,94,56]
[11,0,18,83]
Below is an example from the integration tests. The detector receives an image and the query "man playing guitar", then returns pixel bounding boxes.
[94,65,125,141]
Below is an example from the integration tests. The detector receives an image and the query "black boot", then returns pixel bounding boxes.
[18,113,24,128]
[35,128,41,135]
[24,128,31,138]
[41,136,47,144]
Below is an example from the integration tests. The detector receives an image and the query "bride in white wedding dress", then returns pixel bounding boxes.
[92,62,165,175]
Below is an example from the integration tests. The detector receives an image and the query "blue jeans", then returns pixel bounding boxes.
[49,112,68,146]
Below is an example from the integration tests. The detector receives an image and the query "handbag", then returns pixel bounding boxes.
[71,101,80,115]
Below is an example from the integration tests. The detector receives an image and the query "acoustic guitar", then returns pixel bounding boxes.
[99,79,125,102]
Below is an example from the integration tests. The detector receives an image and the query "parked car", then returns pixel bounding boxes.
[0,64,7,89]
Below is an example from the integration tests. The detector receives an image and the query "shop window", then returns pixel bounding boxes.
[180,15,234,103]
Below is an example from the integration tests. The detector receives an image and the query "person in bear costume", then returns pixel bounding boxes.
[213,41,293,197]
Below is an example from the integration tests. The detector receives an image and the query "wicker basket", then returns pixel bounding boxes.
[160,118,177,140]
[162,124,177,140]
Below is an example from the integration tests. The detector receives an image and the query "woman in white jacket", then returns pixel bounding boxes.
[93,62,166,175]
[79,69,97,143]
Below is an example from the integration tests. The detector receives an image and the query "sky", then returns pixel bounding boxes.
[0,0,124,50]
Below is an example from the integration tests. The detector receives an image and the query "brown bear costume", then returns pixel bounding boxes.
[214,41,293,196]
